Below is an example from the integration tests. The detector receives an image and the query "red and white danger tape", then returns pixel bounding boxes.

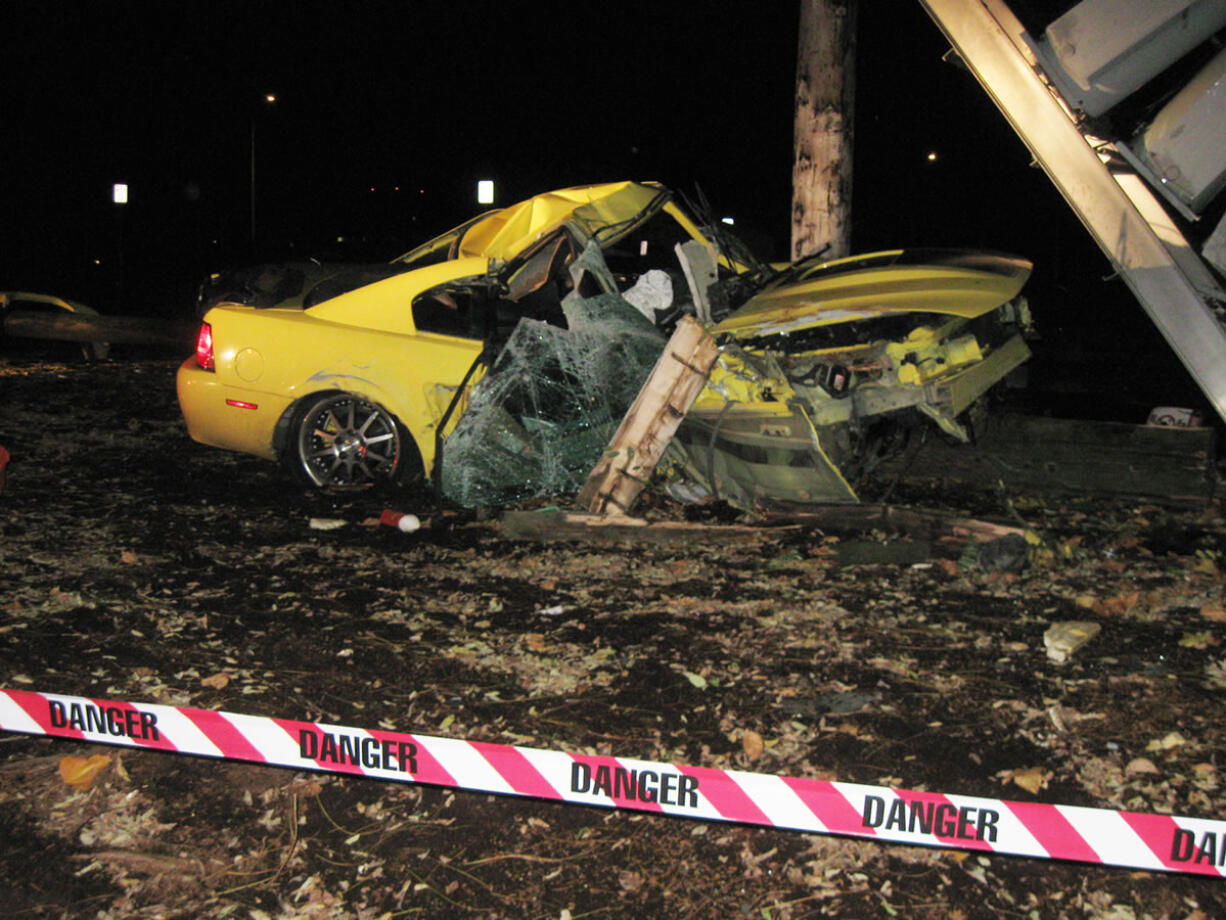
[2,688,1224,877]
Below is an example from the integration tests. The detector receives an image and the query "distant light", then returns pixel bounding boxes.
[93,258,102,266]
[927,151,938,162]
[393,186,400,192]
[336,236,345,243]
[477,179,495,204]
[721,216,735,226]
[265,93,277,104]
[370,187,376,192]
[418,188,425,195]
[112,183,128,204]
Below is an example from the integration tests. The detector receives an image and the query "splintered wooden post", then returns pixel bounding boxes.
[578,316,719,516]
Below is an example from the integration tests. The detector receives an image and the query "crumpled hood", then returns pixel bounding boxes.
[400,182,669,265]
[713,249,1032,340]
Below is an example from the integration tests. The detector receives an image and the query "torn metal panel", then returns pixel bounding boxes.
[663,405,859,507]
[712,250,1032,341]
[675,240,719,324]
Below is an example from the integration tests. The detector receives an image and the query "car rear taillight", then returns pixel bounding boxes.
[195,322,215,370]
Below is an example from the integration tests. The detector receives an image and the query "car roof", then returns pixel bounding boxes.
[394,181,667,264]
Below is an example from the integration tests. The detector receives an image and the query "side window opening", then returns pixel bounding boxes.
[411,285,496,340]
[412,233,580,341]
[504,233,577,327]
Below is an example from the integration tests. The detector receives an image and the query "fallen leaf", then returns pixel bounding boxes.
[618,870,644,893]
[1146,732,1188,752]
[1101,591,1141,616]
[1200,602,1226,623]
[1180,631,1217,649]
[935,559,961,578]
[1009,766,1049,795]
[1125,757,1161,776]
[524,633,549,652]
[59,754,111,791]
[1074,595,1098,610]
[742,730,765,761]
[201,672,231,690]
[682,671,708,690]
[1194,556,1220,576]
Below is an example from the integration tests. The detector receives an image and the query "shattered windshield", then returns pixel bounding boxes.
[439,245,667,508]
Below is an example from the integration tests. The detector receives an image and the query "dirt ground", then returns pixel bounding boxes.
[2,355,1226,919]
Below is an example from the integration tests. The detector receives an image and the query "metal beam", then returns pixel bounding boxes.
[918,0,1226,422]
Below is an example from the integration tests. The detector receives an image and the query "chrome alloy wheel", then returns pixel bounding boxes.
[294,393,402,488]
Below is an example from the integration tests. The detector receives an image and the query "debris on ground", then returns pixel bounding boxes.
[1044,621,1103,663]
[2,358,1226,918]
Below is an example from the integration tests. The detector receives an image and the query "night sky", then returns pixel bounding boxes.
[2,1,1208,411]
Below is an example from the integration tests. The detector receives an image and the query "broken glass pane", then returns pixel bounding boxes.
[439,291,666,508]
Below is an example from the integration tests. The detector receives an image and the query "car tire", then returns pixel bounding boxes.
[285,392,422,489]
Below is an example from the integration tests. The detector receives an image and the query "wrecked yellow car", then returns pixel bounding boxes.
[673,249,1033,506]
[176,181,1032,506]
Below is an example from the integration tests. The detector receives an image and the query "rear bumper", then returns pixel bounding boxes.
[176,358,291,461]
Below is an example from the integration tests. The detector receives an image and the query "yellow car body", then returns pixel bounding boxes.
[178,181,717,487]
[177,181,1032,501]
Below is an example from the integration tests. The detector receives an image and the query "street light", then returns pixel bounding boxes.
[250,93,278,244]
[477,179,495,205]
[111,182,128,301]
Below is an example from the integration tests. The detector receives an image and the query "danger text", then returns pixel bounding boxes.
[48,700,160,741]
[861,795,999,843]
[570,762,699,807]
[297,728,417,773]
[1171,828,1226,866]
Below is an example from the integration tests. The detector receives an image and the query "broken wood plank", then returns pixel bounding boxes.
[3,310,198,350]
[759,503,1026,542]
[501,510,770,545]
[501,504,1021,564]
[577,315,719,515]
[878,413,1217,504]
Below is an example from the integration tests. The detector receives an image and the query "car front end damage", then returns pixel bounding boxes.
[661,251,1035,507]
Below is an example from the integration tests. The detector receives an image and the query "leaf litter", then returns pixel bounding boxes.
[0,358,1225,918]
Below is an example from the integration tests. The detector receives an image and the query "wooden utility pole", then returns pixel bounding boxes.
[792,0,858,261]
